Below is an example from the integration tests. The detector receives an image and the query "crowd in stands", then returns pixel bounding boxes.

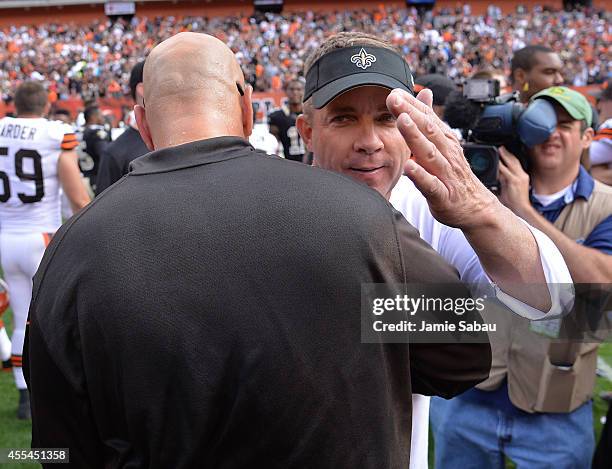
[0,4,610,104]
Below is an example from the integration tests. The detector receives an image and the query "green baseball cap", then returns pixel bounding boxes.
[531,86,592,127]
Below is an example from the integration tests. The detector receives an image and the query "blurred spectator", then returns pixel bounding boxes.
[81,104,111,192]
[268,78,305,162]
[590,82,612,185]
[414,74,457,119]
[95,61,149,195]
[510,45,564,102]
[0,5,609,103]
[249,104,279,156]
[596,81,612,123]
[49,108,73,126]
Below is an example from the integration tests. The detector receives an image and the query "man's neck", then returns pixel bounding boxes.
[288,103,302,114]
[16,113,42,119]
[153,116,245,150]
[531,165,580,195]
[513,86,532,104]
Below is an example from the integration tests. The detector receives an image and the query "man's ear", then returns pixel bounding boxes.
[240,84,254,138]
[581,126,594,149]
[296,114,313,152]
[135,83,145,106]
[134,104,154,151]
[514,68,526,89]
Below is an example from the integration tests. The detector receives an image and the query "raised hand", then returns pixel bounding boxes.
[386,88,500,230]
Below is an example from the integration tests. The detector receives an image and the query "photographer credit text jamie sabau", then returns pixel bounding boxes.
[371,294,496,332]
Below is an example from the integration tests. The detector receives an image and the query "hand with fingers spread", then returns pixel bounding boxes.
[386,88,500,230]
[386,87,554,312]
[498,146,532,218]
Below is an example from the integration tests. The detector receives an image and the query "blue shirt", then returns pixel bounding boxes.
[529,166,612,254]
[462,165,612,414]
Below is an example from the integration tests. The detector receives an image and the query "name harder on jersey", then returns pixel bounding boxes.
[0,123,37,141]
[0,116,77,233]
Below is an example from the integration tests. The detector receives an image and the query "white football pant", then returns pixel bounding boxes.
[0,232,49,390]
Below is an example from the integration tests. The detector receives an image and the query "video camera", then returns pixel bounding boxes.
[445,79,558,190]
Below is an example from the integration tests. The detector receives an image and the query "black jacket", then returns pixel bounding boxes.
[81,124,111,180]
[25,137,490,469]
[95,127,149,195]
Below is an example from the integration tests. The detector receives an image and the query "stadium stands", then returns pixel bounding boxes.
[0,1,609,121]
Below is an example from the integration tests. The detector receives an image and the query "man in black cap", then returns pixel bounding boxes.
[413,74,456,120]
[297,32,560,313]
[296,32,573,469]
[95,61,149,195]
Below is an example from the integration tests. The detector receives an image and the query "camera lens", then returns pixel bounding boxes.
[468,152,491,175]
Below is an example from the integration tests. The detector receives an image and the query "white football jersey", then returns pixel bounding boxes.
[0,117,77,233]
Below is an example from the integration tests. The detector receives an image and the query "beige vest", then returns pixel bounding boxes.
[477,180,612,413]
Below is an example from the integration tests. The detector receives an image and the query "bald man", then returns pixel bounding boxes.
[24,33,491,468]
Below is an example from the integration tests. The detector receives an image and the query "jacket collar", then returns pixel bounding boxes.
[129,137,254,175]
[530,165,595,212]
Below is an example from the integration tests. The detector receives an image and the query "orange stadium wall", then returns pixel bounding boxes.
[1,0,608,28]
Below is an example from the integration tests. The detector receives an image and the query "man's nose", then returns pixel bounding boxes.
[354,122,384,155]
[553,71,564,86]
[547,126,562,141]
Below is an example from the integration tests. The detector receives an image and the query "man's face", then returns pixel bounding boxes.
[54,113,72,124]
[529,104,590,173]
[297,86,410,200]
[521,52,564,99]
[90,113,103,125]
[597,98,612,123]
[286,82,305,106]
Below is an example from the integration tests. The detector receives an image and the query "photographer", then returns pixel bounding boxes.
[498,87,612,284]
[431,86,612,468]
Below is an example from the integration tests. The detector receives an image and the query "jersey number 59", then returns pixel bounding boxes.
[0,147,44,203]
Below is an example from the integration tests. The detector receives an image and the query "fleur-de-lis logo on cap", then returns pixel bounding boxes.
[351,48,377,70]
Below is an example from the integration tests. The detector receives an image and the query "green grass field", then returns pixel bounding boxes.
[0,307,40,469]
[1,306,611,469]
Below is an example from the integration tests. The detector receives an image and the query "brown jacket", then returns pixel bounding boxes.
[477,180,612,413]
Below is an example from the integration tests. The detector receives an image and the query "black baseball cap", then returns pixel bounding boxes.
[129,61,145,101]
[414,74,456,106]
[304,46,415,109]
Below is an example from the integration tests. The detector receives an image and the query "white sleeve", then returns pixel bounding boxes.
[390,176,574,321]
[435,216,574,320]
[589,140,612,166]
[490,219,574,320]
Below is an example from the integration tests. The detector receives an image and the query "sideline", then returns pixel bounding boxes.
[597,356,612,382]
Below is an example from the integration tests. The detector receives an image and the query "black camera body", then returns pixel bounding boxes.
[447,79,558,190]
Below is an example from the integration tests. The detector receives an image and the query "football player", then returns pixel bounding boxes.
[0,81,90,419]
[268,79,306,162]
[80,104,111,193]
[0,278,11,370]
